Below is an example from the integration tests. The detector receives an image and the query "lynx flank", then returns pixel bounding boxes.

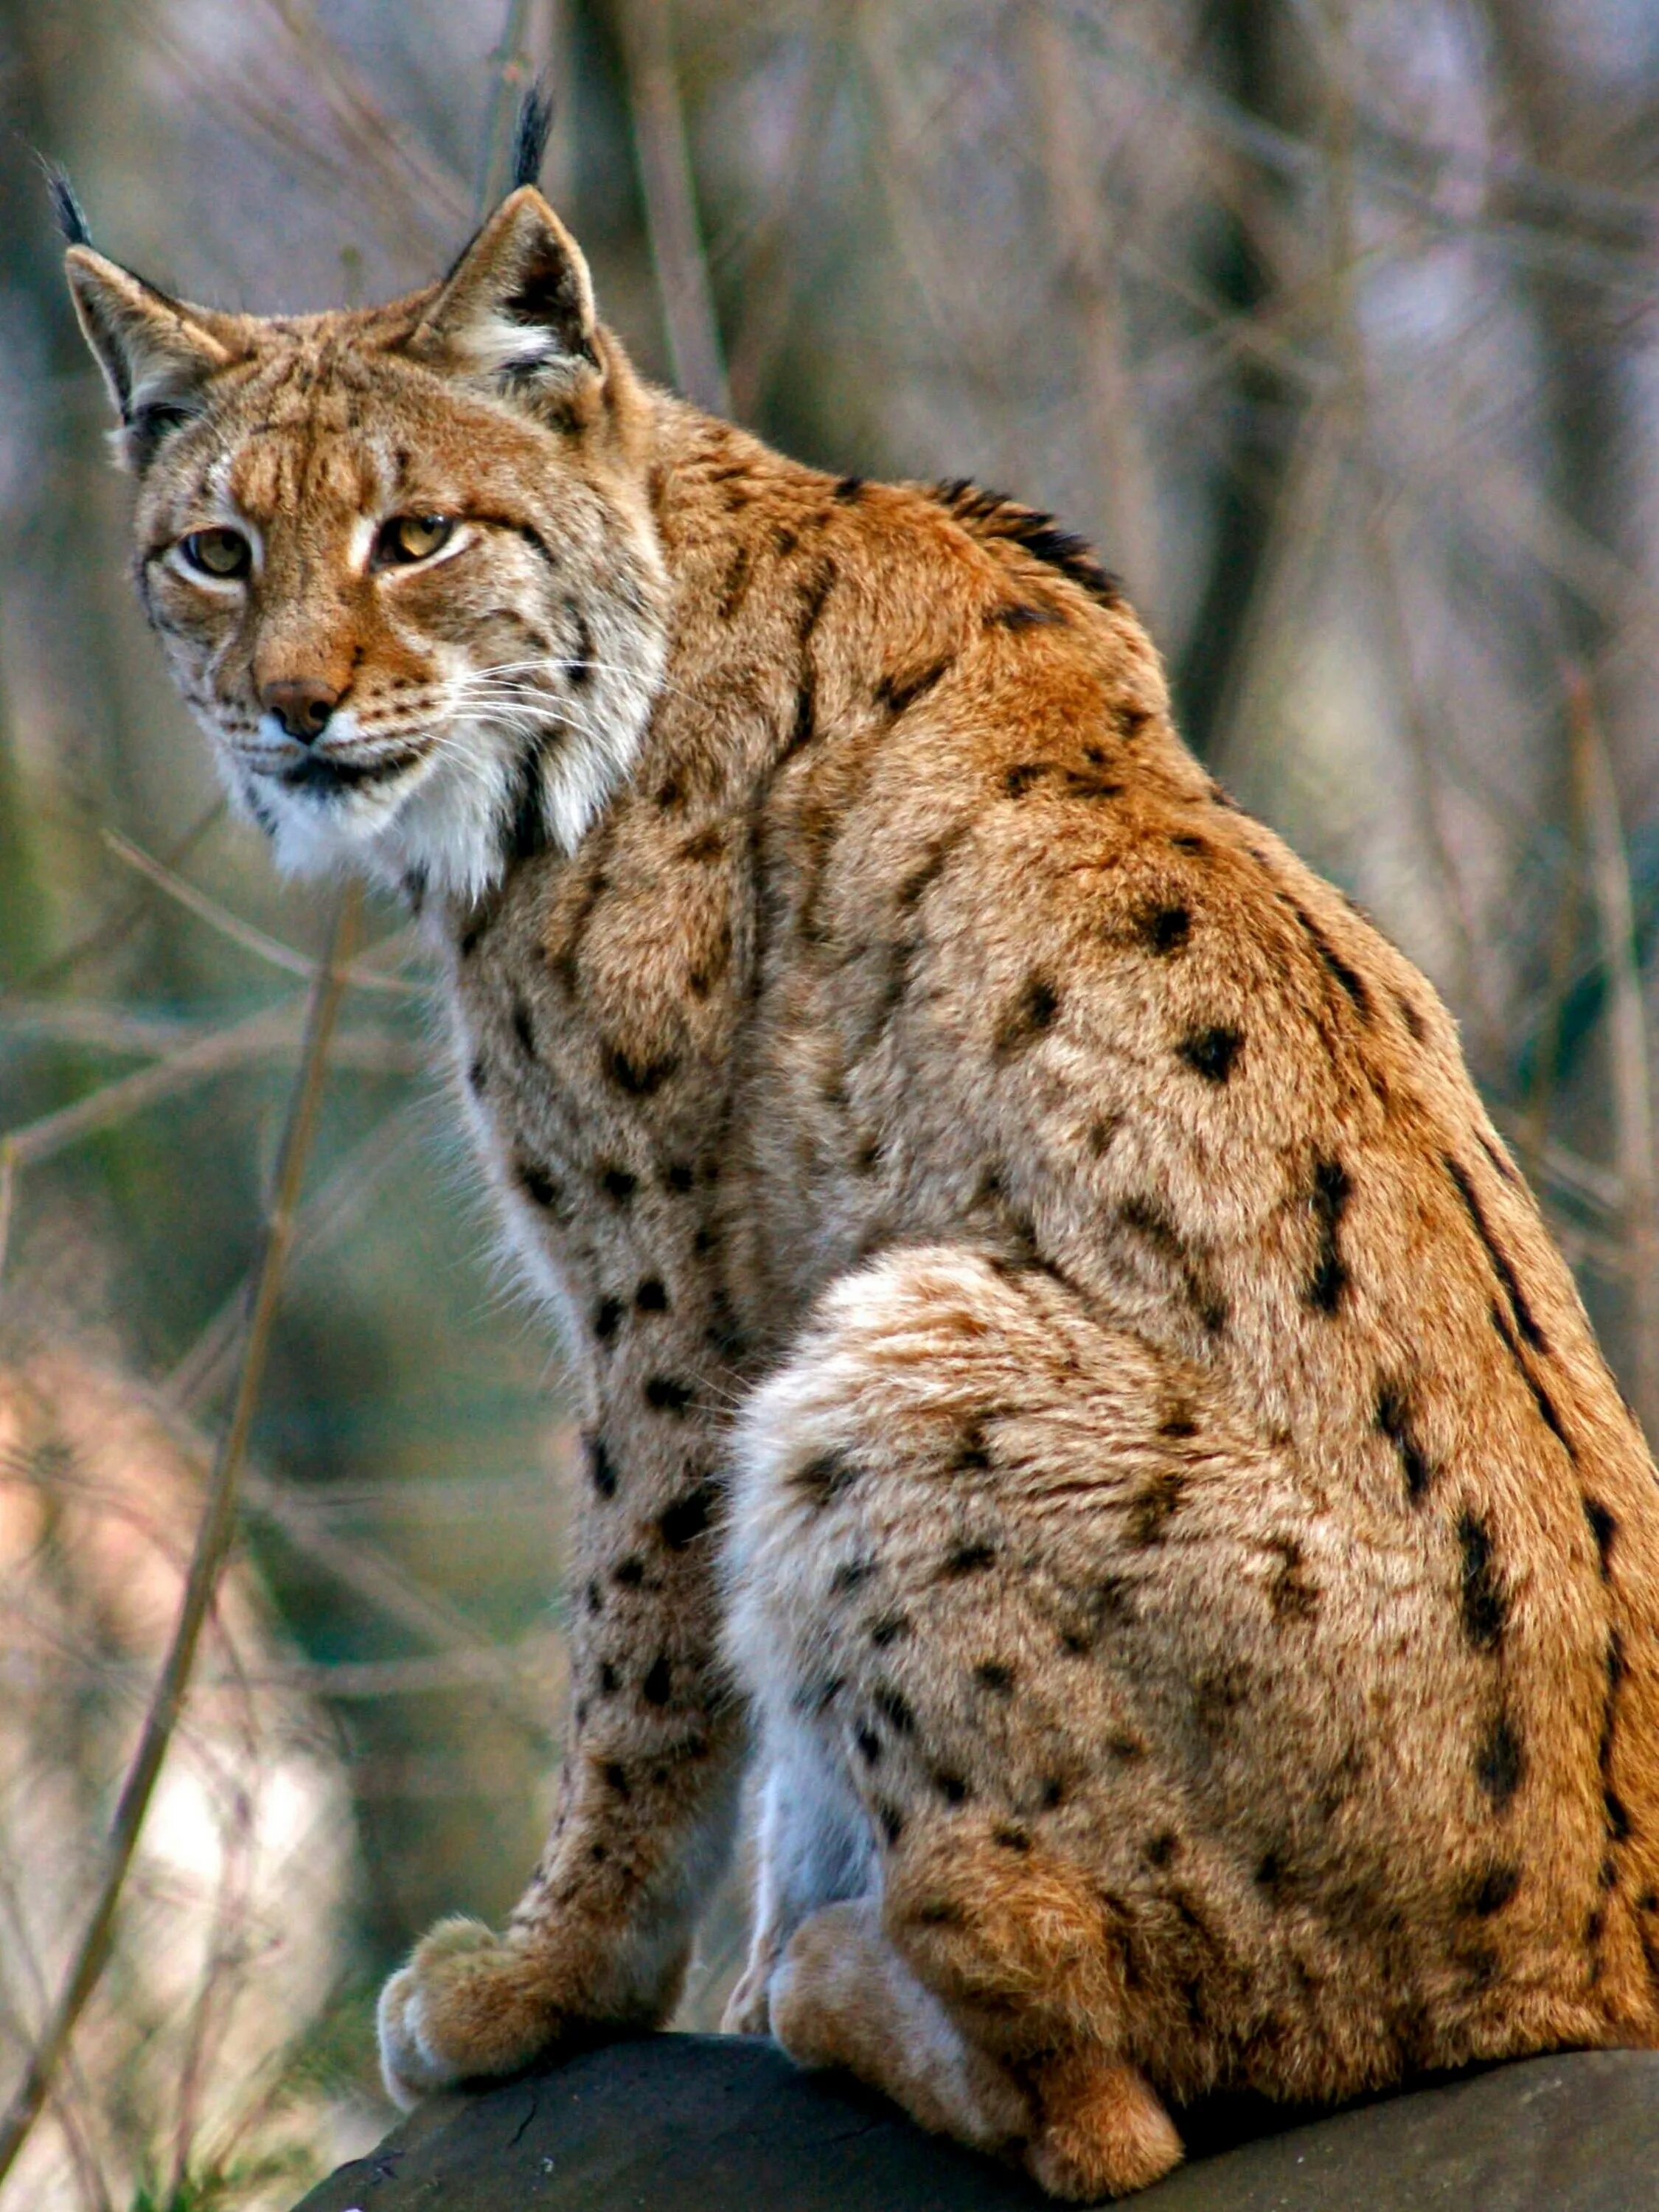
[66,153,1659,2199]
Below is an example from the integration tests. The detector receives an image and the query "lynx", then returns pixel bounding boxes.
[63,123,1659,2199]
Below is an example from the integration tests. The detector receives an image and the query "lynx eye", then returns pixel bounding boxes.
[181,527,251,580]
[376,514,453,567]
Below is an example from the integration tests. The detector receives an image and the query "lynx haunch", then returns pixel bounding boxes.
[66,156,1659,2199]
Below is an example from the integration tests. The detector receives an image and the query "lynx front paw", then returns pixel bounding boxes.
[377,1916,566,2109]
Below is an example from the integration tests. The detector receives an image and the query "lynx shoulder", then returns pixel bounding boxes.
[67,176,1659,2201]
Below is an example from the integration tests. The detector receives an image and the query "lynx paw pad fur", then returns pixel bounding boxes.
[377,1916,558,2109]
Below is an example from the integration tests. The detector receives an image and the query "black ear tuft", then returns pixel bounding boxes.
[44,162,92,248]
[511,74,557,192]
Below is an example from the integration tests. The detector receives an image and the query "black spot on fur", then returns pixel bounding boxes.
[896,828,970,912]
[1601,1630,1630,1844]
[664,1161,695,1194]
[1399,994,1427,1043]
[830,1559,877,1597]
[1478,1132,1522,1187]
[1144,1830,1180,1869]
[995,974,1061,1056]
[832,475,864,504]
[934,1770,970,1804]
[512,999,537,1058]
[944,1542,997,1576]
[1159,1409,1199,1439]
[613,1556,646,1588]
[1115,1196,1228,1334]
[1172,832,1206,855]
[1295,906,1372,1017]
[855,1725,882,1765]
[1304,1157,1352,1313]
[1130,1468,1188,1546]
[644,1375,695,1416]
[1489,1303,1574,1457]
[1194,1666,1251,1736]
[798,558,837,644]
[601,1166,637,1204]
[659,1482,719,1550]
[585,1580,602,1616]
[517,1160,562,1211]
[1476,1714,1524,1807]
[603,1045,678,1098]
[1458,1513,1506,1652]
[783,674,816,763]
[1585,1497,1617,1579]
[467,1054,487,1094]
[986,599,1063,629]
[599,1661,619,1695]
[634,1276,669,1313]
[795,1451,860,1506]
[869,1614,911,1649]
[1141,904,1192,955]
[602,1760,630,1798]
[1268,1539,1321,1625]
[931,480,1122,605]
[1462,1863,1522,1917]
[1445,1156,1547,1353]
[975,1660,1016,1695]
[1061,766,1123,801]
[872,1685,916,1735]
[877,1802,905,1846]
[875,658,951,718]
[1006,762,1051,799]
[717,542,755,621]
[642,1654,672,1705]
[993,1823,1032,1852]
[1178,1025,1242,1084]
[594,1296,624,1343]
[588,1436,617,1500]
[1377,1382,1432,1499]
[953,1422,993,1473]
[1254,1851,1295,1904]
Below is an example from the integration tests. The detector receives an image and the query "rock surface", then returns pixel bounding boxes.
[296,2034,1659,2211]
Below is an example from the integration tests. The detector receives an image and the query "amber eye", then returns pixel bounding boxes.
[376,514,453,566]
[181,527,251,580]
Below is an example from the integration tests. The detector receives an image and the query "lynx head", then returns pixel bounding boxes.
[62,178,669,904]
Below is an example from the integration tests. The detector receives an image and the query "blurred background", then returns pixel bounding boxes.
[1,0,1657,2202]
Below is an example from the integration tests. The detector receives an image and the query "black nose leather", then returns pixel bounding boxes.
[262,677,341,742]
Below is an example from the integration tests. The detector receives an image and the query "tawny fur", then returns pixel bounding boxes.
[67,184,1659,2201]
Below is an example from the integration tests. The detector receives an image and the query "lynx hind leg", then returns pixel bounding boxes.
[724,1245,1209,2197]
[723,1715,873,2035]
[770,1896,1032,2154]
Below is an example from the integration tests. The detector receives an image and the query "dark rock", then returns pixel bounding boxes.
[294,2035,1659,2211]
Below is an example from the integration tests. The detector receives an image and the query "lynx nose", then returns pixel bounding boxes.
[262,677,341,743]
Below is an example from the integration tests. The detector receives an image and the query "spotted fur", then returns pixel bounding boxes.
[68,184,1659,2202]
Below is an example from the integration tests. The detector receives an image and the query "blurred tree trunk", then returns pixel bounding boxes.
[1170,0,1309,759]
[1483,0,1659,1439]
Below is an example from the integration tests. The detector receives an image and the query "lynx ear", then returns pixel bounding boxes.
[65,247,232,471]
[410,187,599,396]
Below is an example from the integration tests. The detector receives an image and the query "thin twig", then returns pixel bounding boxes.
[101,830,418,995]
[0,882,361,2189]
[1,799,226,1004]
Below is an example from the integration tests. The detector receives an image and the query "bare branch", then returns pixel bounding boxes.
[0,881,361,2188]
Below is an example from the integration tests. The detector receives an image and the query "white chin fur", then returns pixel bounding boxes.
[226,633,664,902]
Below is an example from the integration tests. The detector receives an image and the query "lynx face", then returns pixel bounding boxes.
[68,192,669,901]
